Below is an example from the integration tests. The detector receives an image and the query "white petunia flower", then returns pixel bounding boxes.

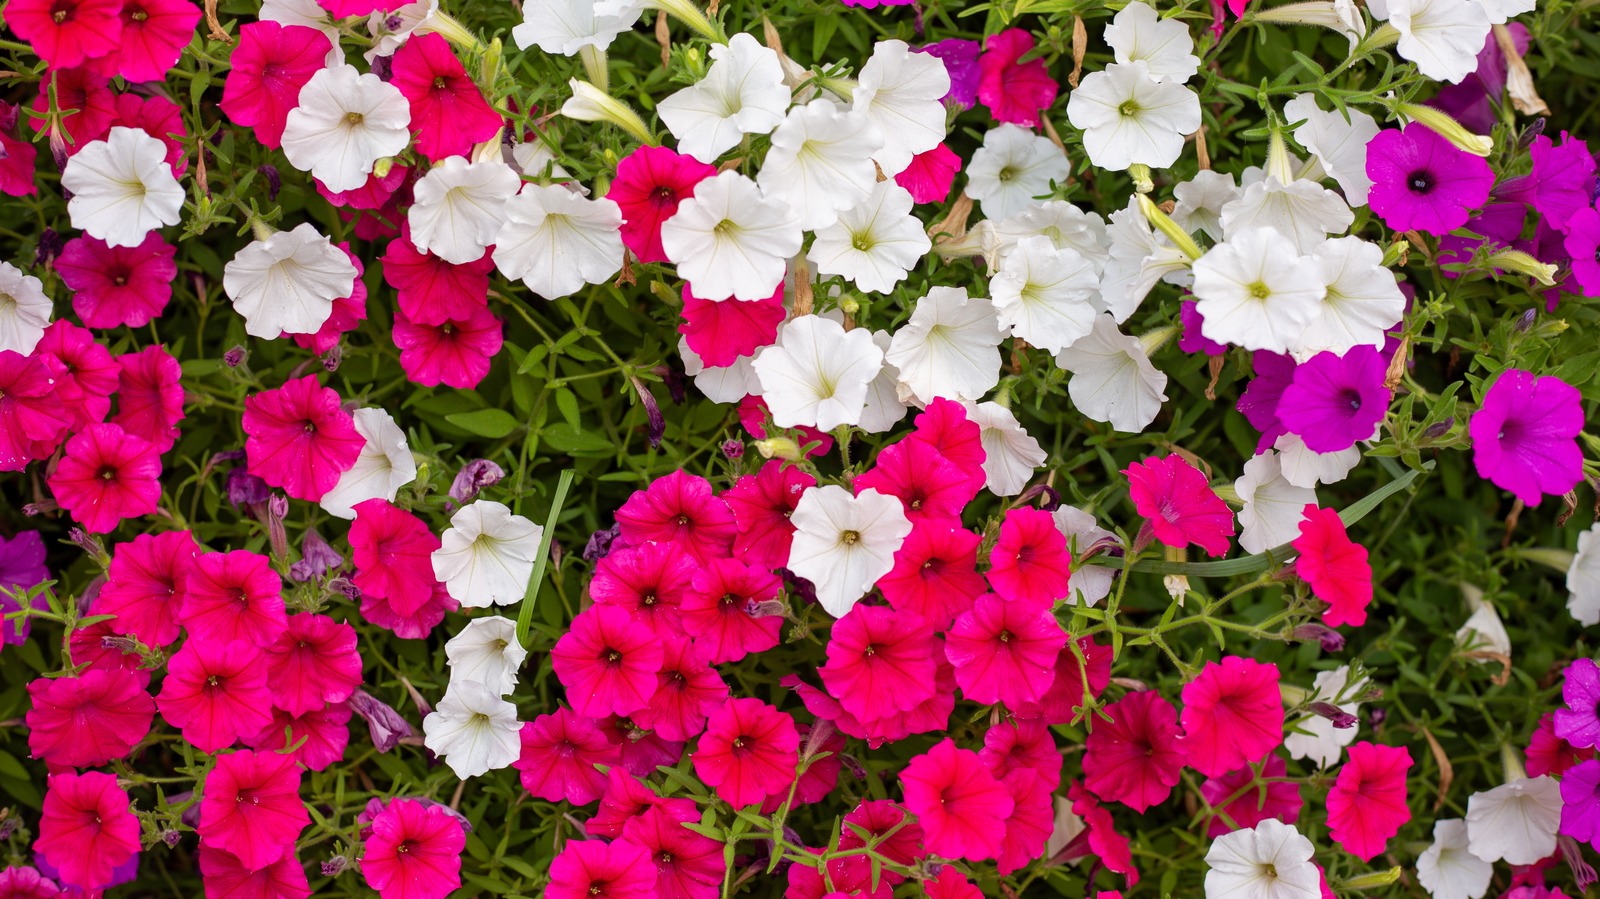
[788,485,912,617]
[493,184,624,300]
[808,181,930,293]
[321,408,418,520]
[966,124,1071,221]
[1066,61,1201,170]
[969,402,1048,496]
[1290,236,1405,360]
[1568,523,1600,626]
[512,141,574,183]
[1283,665,1365,767]
[658,33,790,164]
[1273,433,1362,488]
[262,0,341,63]
[886,287,1004,405]
[1103,2,1201,83]
[1284,94,1380,206]
[61,127,184,249]
[852,39,950,176]
[991,236,1100,354]
[445,616,529,696]
[409,157,522,265]
[758,99,884,231]
[752,315,883,430]
[422,681,522,779]
[661,170,802,302]
[0,263,51,355]
[1100,197,1193,321]
[986,201,1111,275]
[432,500,545,608]
[1389,0,1492,84]
[512,0,642,55]
[1474,0,1535,23]
[1236,450,1315,554]
[223,223,358,340]
[1219,177,1354,253]
[281,65,411,193]
[1192,228,1326,353]
[1173,170,1242,243]
[1203,819,1321,899]
[365,0,439,62]
[1417,819,1493,899]
[1464,777,1562,865]
[1054,505,1119,606]
[680,338,762,404]
[1054,313,1169,433]
[858,330,910,434]
[1455,585,1511,658]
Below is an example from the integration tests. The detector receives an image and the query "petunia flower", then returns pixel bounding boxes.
[853,39,950,176]
[658,33,790,163]
[1104,2,1201,83]
[758,98,884,231]
[115,0,203,83]
[61,127,183,249]
[946,594,1067,709]
[1284,665,1366,767]
[661,170,802,302]
[624,801,725,899]
[390,32,501,161]
[679,283,784,369]
[1468,368,1585,506]
[197,750,308,872]
[1125,454,1236,557]
[546,840,655,899]
[1278,347,1390,453]
[34,320,118,430]
[1284,94,1379,206]
[515,709,621,805]
[9,0,120,70]
[917,39,981,108]
[1100,195,1192,319]
[991,235,1100,354]
[242,375,364,502]
[633,638,728,742]
[786,484,912,617]
[1193,228,1326,354]
[512,0,641,55]
[432,500,545,607]
[1218,175,1354,254]
[1326,742,1412,860]
[350,498,443,616]
[493,183,625,300]
[321,408,418,520]
[1084,690,1186,813]
[752,315,884,431]
[877,523,986,629]
[900,739,1014,861]
[551,604,664,718]
[1569,523,1600,626]
[966,123,1071,220]
[1203,819,1320,899]
[407,157,520,265]
[362,799,465,899]
[977,28,1060,127]
[282,64,411,193]
[156,638,274,752]
[1067,61,1201,170]
[819,605,938,722]
[614,469,736,565]
[1296,237,1406,359]
[384,224,485,317]
[0,264,49,356]
[680,558,783,663]
[807,180,932,293]
[988,507,1073,611]
[1464,776,1562,864]
[607,146,716,265]
[998,769,1055,875]
[591,541,694,639]
[1235,451,1315,555]
[46,423,161,534]
[1180,656,1283,778]
[223,222,359,340]
[36,772,141,891]
[25,669,155,769]
[95,530,195,647]
[1054,313,1170,434]
[444,615,528,695]
[896,143,964,204]
[1389,0,1492,83]
[179,549,287,647]
[1416,819,1494,899]
[422,680,522,779]
[1293,505,1374,627]
[1201,754,1304,837]
[855,436,976,525]
[392,305,503,389]
[58,234,176,330]
[1174,171,1241,242]
[1555,658,1600,749]
[1366,123,1495,234]
[887,287,1004,405]
[692,698,799,809]
[1054,507,1121,607]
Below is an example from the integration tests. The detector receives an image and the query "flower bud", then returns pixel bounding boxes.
[1483,249,1558,286]
[1136,194,1204,261]
[449,459,505,506]
[223,345,247,367]
[1310,701,1359,728]
[1292,622,1346,652]
[721,439,745,459]
[561,80,657,146]
[321,857,349,877]
[348,689,414,754]
[1338,867,1403,891]
[1396,103,1493,156]
[583,523,623,563]
[755,437,802,461]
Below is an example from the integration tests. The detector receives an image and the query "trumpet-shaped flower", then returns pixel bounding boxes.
[991,236,1100,354]
[758,99,884,231]
[1104,2,1201,83]
[422,680,522,779]
[1203,819,1321,899]
[320,407,417,520]
[1389,0,1492,83]
[658,33,790,163]
[1193,228,1326,353]
[966,124,1071,220]
[445,615,528,695]
[493,184,625,300]
[1235,451,1315,554]
[408,157,521,265]
[661,170,802,302]
[0,262,51,355]
[854,39,951,176]
[223,223,359,340]
[513,0,641,54]
[61,127,184,249]
[786,484,912,617]
[1284,94,1379,206]
[1067,61,1201,170]
[752,315,884,431]
[807,181,931,293]
[281,64,411,193]
[432,500,545,607]
[1416,819,1493,899]
[1054,314,1169,433]
[886,287,1004,405]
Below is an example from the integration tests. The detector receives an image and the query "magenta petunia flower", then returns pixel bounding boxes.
[945,593,1067,709]
[197,750,309,872]
[0,103,39,198]
[1010,635,1113,725]
[1528,711,1593,777]
[1200,753,1303,837]
[838,799,925,872]
[1500,133,1597,232]
[1179,656,1283,778]
[607,145,718,265]
[980,718,1060,789]
[245,703,351,771]
[113,344,186,453]
[1083,690,1186,813]
[986,507,1073,611]
[96,530,196,647]
[179,549,286,647]
[900,738,1014,861]
[362,798,465,899]
[1326,741,1412,861]
[1468,368,1584,506]
[32,62,117,147]
[856,436,975,526]
[362,579,457,641]
[679,557,783,664]
[1236,351,1297,453]
[0,350,70,472]
[998,769,1054,875]
[219,22,332,149]
[514,708,621,805]
[1278,347,1390,453]
[1564,203,1600,298]
[197,844,311,899]
[1366,124,1495,235]
[622,800,726,899]
[156,638,274,753]
[243,376,364,502]
[1067,781,1141,887]
[878,522,986,630]
[391,33,502,161]
[1555,658,1600,750]
[678,283,785,368]
[632,637,728,742]
[105,92,189,172]
[5,0,122,71]
[35,321,119,431]
[263,612,362,717]
[384,225,495,324]
[25,669,154,768]
[1560,758,1600,851]
[819,605,939,722]
[615,470,737,565]
[1180,300,1229,356]
[0,865,64,898]
[598,715,685,778]
[692,698,799,810]
[0,530,49,647]
[47,423,162,534]
[392,304,503,390]
[114,0,202,83]
[349,498,442,616]
[57,233,177,329]
[919,39,982,108]
[721,459,815,570]
[36,772,140,890]
[587,768,663,838]
[546,840,654,899]
[895,142,964,204]
[1124,454,1236,557]
[976,29,1059,127]
[908,397,988,496]
[590,540,696,639]
[1293,505,1373,628]
[551,604,665,719]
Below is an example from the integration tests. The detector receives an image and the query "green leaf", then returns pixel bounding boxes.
[445,409,522,439]
[555,387,582,432]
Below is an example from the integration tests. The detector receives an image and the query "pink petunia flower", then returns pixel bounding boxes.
[1528,712,1594,777]
[33,62,117,147]
[878,522,986,630]
[114,0,202,82]
[243,376,363,502]
[47,423,162,534]
[907,398,987,495]
[197,750,309,872]
[692,698,799,810]
[736,396,834,458]
[986,507,1072,611]
[220,22,332,149]
[113,344,186,453]
[197,845,311,899]
[1125,454,1236,557]
[155,638,274,752]
[104,92,189,172]
[784,848,888,899]
[362,579,457,640]
[382,224,495,325]
[390,33,502,161]
[599,716,685,778]
[998,769,1055,875]
[36,772,140,890]
[263,613,362,717]
[945,594,1067,709]
[1468,368,1585,506]
[1179,656,1283,778]
[721,459,815,570]
[1084,690,1186,813]
[608,145,718,264]
[679,283,785,368]
[855,436,977,525]
[6,0,121,71]
[632,638,728,742]
[179,549,287,647]
[95,529,196,647]
[838,799,925,875]
[245,703,352,771]
[0,865,64,898]
[1293,505,1373,628]
[896,143,963,204]
[552,604,665,719]
[1010,635,1113,724]
[615,470,737,565]
[1066,781,1140,887]
[926,870,984,899]
[1326,741,1412,861]
[899,738,1014,861]
[350,498,443,616]
[35,320,119,430]
[1561,758,1600,851]
[392,304,503,389]
[25,669,155,768]
[980,718,1061,788]
[0,103,39,197]
[679,557,783,664]
[57,233,176,328]
[515,708,622,805]
[546,840,655,899]
[622,800,726,899]
[362,798,465,899]
[587,768,664,838]
[590,540,696,639]
[976,29,1059,128]
[819,605,939,722]
[1200,754,1304,837]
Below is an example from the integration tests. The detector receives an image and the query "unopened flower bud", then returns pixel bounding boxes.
[583,523,622,563]
[1397,103,1493,156]
[1516,308,1537,331]
[322,856,349,877]
[448,459,505,506]
[1292,622,1346,652]
[1422,417,1455,439]
[561,80,657,146]
[223,346,247,368]
[755,437,802,461]
[257,164,282,201]
[161,829,182,848]
[1338,867,1403,891]
[1484,249,1558,286]
[722,439,745,459]
[348,689,414,753]
[35,228,63,268]
[1310,701,1359,728]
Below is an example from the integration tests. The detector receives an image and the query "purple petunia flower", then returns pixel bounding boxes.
[1555,658,1600,750]
[289,528,345,583]
[1277,346,1391,453]
[917,39,981,109]
[1367,123,1496,236]
[1561,759,1600,850]
[1494,134,1598,233]
[0,531,49,646]
[1179,300,1228,357]
[1237,351,1298,453]
[1437,202,1526,278]
[1468,368,1584,506]
[1426,23,1527,136]
[448,459,504,507]
[1563,203,1600,298]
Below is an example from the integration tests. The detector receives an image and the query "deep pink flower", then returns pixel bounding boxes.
[783,848,889,899]
[96,530,196,647]
[980,718,1060,788]
[1326,742,1412,861]
[1083,690,1185,812]
[615,470,737,565]
[392,304,503,389]
[679,557,783,664]
[243,376,363,502]
[1560,758,1600,851]
[180,550,287,647]
[1293,505,1373,628]
[1564,204,1600,297]
[552,604,665,719]
[34,320,118,430]
[197,845,311,899]
[1200,754,1304,837]
[633,638,728,742]
[220,22,332,149]
[36,772,140,890]
[721,460,815,570]
[361,579,457,640]
[1011,635,1113,724]
[198,750,309,872]
[1555,658,1600,751]
[769,724,844,812]
[114,0,202,82]
[68,617,148,682]
[895,143,963,204]
[361,798,465,899]
[622,801,726,899]
[878,522,986,630]
[383,225,495,325]
[855,437,977,525]
[0,865,62,898]
[1367,124,1495,235]
[692,698,799,809]
[837,800,924,875]
[286,244,367,354]
[263,613,362,717]
[590,540,696,638]
[113,344,186,452]
[245,703,352,771]
[105,92,188,172]
[58,233,176,328]
[599,716,685,777]
[945,594,1066,709]
[1179,656,1283,778]
[6,0,122,70]
[1529,711,1593,777]
[317,0,390,14]
[679,283,785,367]
[986,507,1072,611]
[390,33,502,161]
[607,145,718,264]
[514,708,622,805]
[820,605,938,722]
[908,398,987,495]
[1124,454,1235,557]
[587,768,664,838]
[546,840,654,899]
[26,669,154,768]
[33,62,117,147]
[0,103,39,197]
[1468,368,1585,506]
[349,498,442,616]
[156,638,274,752]
[1066,781,1140,887]
[925,870,983,899]
[899,738,1014,861]
[1278,347,1390,453]
[47,423,162,534]
[977,29,1059,127]
[784,662,957,750]
[998,769,1054,875]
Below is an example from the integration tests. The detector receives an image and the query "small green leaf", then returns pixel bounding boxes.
[445,409,522,439]
[555,388,582,431]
